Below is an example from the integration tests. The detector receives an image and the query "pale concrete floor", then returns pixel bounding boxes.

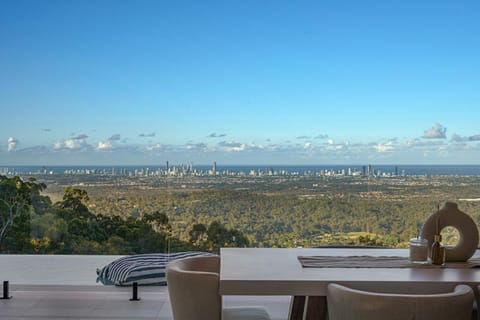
[0,286,291,320]
[0,255,290,319]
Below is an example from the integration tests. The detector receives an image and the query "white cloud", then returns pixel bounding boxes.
[375,141,395,153]
[219,141,246,152]
[247,143,265,151]
[404,139,418,148]
[54,135,89,150]
[403,138,446,148]
[185,142,209,152]
[423,123,447,139]
[94,134,122,151]
[53,133,91,151]
[65,139,80,149]
[7,137,18,152]
[146,143,163,151]
[96,141,113,150]
[145,142,209,153]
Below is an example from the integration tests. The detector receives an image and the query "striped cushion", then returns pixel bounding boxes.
[96,251,212,286]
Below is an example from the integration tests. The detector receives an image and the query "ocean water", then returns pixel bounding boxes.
[1,164,480,176]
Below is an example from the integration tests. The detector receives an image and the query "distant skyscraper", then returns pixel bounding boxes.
[166,161,169,173]
[267,167,273,176]
[213,161,217,173]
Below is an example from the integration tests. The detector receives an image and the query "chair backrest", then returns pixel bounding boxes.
[166,255,221,320]
[327,283,474,320]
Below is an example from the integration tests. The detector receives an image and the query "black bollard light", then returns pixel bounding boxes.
[1,281,12,300]
[129,282,140,301]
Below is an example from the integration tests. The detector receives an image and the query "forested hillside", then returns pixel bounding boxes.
[87,189,480,248]
[0,175,249,254]
[3,174,479,253]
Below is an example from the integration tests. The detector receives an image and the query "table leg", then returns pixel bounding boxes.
[305,296,327,320]
[289,296,327,320]
[289,296,306,320]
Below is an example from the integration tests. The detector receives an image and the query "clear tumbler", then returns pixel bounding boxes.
[409,237,429,264]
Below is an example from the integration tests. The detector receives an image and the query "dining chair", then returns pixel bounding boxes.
[327,283,474,320]
[166,255,271,320]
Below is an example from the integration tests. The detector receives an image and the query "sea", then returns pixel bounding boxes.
[1,164,480,176]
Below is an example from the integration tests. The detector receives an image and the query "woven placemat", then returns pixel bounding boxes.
[298,255,480,268]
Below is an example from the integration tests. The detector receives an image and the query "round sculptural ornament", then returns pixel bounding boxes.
[421,202,479,262]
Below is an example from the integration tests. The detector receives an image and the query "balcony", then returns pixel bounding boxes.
[0,254,289,319]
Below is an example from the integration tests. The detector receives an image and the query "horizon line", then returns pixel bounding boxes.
[2,164,480,167]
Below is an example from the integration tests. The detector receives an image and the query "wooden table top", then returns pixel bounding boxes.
[220,247,480,296]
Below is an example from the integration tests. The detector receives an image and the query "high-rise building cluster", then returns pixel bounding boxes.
[1,163,406,179]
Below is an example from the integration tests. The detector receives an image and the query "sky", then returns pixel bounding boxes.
[1,0,480,165]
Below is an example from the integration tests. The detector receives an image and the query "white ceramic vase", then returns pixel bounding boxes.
[420,202,479,262]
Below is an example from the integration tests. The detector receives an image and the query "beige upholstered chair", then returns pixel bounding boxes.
[327,283,474,320]
[166,255,270,320]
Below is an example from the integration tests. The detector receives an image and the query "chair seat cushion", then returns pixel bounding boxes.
[223,307,271,320]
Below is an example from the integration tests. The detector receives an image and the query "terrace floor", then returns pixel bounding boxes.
[0,286,290,320]
[0,255,290,320]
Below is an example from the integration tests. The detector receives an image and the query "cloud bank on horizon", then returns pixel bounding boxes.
[3,123,480,165]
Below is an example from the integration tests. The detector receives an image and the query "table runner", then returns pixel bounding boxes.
[298,255,480,268]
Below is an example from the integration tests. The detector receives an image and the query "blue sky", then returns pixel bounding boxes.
[1,0,480,165]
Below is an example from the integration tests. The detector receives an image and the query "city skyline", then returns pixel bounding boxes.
[1,1,480,165]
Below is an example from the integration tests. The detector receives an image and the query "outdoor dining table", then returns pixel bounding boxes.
[219,247,480,320]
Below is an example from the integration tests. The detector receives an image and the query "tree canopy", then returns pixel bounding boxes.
[0,175,249,254]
